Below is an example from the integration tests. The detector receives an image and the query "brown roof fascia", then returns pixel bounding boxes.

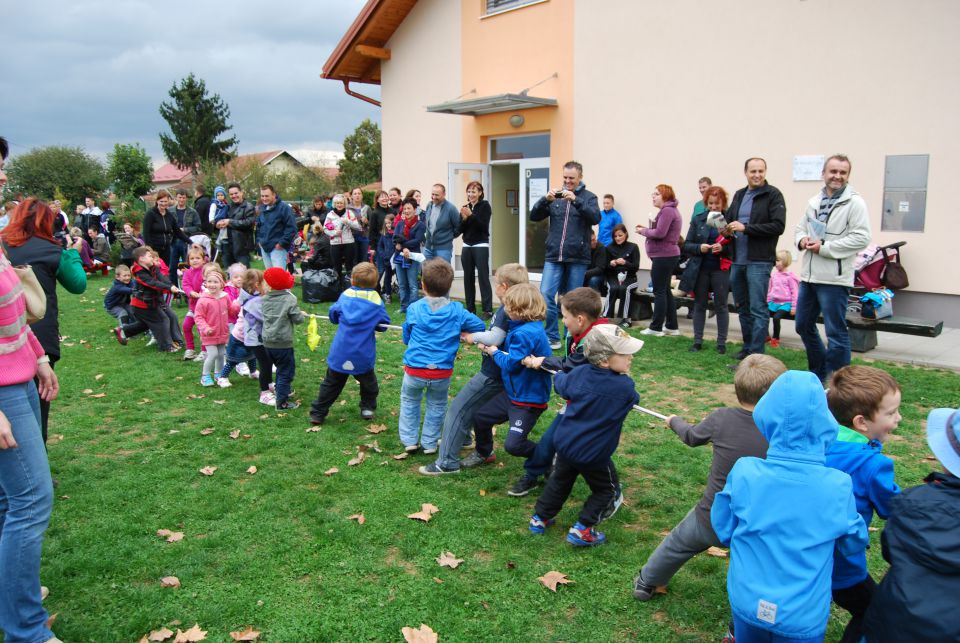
[321,0,384,83]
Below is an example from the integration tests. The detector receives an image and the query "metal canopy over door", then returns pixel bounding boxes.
[447,163,489,275]
[518,157,550,279]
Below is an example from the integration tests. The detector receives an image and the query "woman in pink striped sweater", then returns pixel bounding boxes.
[0,136,64,643]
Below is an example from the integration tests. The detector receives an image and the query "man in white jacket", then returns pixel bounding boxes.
[794,155,872,382]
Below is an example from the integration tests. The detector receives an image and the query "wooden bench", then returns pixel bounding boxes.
[622,287,942,353]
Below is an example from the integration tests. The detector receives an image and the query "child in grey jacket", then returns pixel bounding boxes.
[261,267,306,410]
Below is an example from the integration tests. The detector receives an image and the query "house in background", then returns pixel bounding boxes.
[324,0,959,322]
[151,162,192,193]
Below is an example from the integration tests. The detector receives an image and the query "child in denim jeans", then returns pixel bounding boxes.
[399,259,485,453]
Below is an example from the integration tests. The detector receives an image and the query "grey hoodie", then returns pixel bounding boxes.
[261,289,305,349]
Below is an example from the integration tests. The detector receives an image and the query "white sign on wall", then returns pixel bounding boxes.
[792,155,825,181]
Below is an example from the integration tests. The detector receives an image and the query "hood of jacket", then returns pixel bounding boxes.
[753,370,838,464]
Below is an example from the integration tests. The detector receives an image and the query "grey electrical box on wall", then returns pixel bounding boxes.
[882,154,929,232]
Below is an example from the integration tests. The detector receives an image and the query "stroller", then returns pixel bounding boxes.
[847,241,909,314]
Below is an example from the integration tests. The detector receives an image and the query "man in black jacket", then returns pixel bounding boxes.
[194,184,212,235]
[723,158,786,361]
[215,182,257,267]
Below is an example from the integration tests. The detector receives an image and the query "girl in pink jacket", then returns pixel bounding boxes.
[767,250,800,348]
[180,247,206,360]
[194,269,240,386]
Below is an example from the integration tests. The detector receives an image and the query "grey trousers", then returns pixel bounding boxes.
[639,506,721,587]
[435,372,503,470]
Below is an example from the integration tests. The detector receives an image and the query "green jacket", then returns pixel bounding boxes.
[261,289,305,349]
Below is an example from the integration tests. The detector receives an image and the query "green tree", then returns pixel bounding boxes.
[159,73,237,176]
[4,145,107,204]
[338,118,381,190]
[107,142,154,198]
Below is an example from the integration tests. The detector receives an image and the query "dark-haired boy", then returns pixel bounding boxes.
[114,246,182,351]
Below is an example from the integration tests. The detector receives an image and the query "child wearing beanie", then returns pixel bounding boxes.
[261,267,305,409]
[193,267,240,387]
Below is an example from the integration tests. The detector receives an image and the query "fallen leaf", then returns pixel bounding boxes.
[301,357,310,362]
[654,585,668,595]
[407,503,440,522]
[539,570,574,592]
[82,388,93,394]
[436,551,463,569]
[432,576,444,584]
[95,373,104,380]
[246,466,258,475]
[305,427,321,433]
[868,526,879,532]
[90,393,106,398]
[706,546,728,558]
[173,624,207,642]
[392,452,409,460]
[187,394,206,400]
[47,434,65,445]
[366,423,388,434]
[139,398,152,404]
[229,627,261,641]
[401,624,438,643]
[160,576,181,588]
[58,494,69,500]
[348,448,367,466]
[243,434,251,439]
[364,440,382,452]
[213,400,226,405]
[147,628,175,642]
[347,513,366,525]
[479,489,486,497]
[259,414,269,420]
[276,412,288,417]
[156,529,185,543]
[199,466,218,476]
[506,561,516,570]
[658,529,671,537]
[324,467,339,476]
[229,430,240,439]
[339,399,347,406]
[46,612,57,628]
[79,339,88,344]
[199,428,215,436]
[169,429,180,434]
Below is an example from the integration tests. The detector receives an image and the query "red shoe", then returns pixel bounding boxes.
[764,335,772,344]
[770,338,780,348]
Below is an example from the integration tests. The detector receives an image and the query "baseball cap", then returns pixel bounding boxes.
[582,324,644,364]
[926,408,960,477]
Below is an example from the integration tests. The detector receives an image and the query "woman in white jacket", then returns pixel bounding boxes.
[324,194,361,282]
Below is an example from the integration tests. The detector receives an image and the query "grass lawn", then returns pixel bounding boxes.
[31,275,960,642]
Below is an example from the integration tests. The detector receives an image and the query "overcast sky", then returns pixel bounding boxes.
[1,0,381,165]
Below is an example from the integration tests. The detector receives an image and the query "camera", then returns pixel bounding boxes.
[554,190,565,198]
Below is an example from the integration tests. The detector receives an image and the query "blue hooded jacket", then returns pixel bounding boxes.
[326,287,391,375]
[490,319,553,405]
[256,197,297,250]
[212,185,229,223]
[825,426,900,589]
[402,297,485,372]
[711,371,868,639]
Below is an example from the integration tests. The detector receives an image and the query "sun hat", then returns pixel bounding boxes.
[582,323,644,364]
[263,267,294,291]
[927,408,960,477]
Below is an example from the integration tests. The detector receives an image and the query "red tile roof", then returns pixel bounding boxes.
[153,162,193,182]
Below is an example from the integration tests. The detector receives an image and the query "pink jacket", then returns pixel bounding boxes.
[0,253,46,385]
[181,267,205,312]
[225,284,240,323]
[767,269,800,309]
[194,292,240,346]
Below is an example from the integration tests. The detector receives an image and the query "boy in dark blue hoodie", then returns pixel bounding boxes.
[711,371,868,643]
[530,324,642,546]
[825,365,902,643]
[309,262,391,425]
[104,264,135,325]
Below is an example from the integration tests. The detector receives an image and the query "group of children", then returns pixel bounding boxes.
[99,244,958,641]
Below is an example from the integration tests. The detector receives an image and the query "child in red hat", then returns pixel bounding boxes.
[260,267,305,409]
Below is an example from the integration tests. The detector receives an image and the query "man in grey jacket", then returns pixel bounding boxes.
[794,154,871,382]
[422,183,461,264]
[216,183,257,267]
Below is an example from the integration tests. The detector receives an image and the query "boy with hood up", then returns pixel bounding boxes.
[711,370,868,643]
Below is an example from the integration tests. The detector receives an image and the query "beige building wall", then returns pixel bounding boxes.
[381,0,462,196]
[575,0,959,302]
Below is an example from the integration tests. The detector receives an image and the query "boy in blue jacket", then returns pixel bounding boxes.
[309,262,391,425]
[472,283,553,467]
[711,370,868,643]
[104,264,135,325]
[399,259,485,453]
[825,365,901,643]
[530,324,642,546]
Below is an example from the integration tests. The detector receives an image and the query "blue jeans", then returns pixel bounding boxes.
[524,412,559,478]
[423,247,452,264]
[731,616,823,643]
[219,335,258,379]
[265,347,296,405]
[398,373,450,450]
[795,281,851,383]
[730,262,773,354]
[170,239,188,271]
[354,236,369,265]
[435,373,503,470]
[540,262,588,343]
[0,382,55,643]
[395,262,420,311]
[260,245,289,269]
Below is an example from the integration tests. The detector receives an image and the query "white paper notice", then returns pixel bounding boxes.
[792,155,825,181]
[528,179,548,210]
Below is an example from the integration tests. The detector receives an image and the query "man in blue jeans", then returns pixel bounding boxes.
[255,184,297,269]
[724,158,786,363]
[794,155,871,383]
[421,183,460,264]
[531,161,601,350]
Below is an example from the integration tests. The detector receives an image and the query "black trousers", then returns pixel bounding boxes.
[770,309,789,339]
[534,454,621,527]
[253,345,274,392]
[605,277,636,319]
[461,246,492,314]
[310,367,379,418]
[330,243,356,283]
[833,575,876,643]
[473,391,545,459]
[265,347,296,405]
[650,256,679,331]
[123,306,173,350]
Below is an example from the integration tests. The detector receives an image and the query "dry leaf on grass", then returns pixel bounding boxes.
[246,466,258,475]
[436,551,463,569]
[538,570,574,592]
[432,577,443,584]
[160,576,181,588]
[479,489,486,497]
[658,529,672,537]
[229,430,240,439]
[173,624,207,642]
[364,440,382,453]
[401,623,438,643]
[259,414,269,420]
[187,394,205,400]
[366,423,388,434]
[868,526,879,532]
[347,513,366,525]
[95,373,104,380]
[243,434,251,439]
[47,434,64,445]
[392,452,409,460]
[199,466,218,476]
[139,398,152,404]
[654,585,668,595]
[90,393,106,398]
[146,627,175,641]
[305,427,321,433]
[706,546,728,558]
[82,388,93,394]
[229,627,261,641]
[348,445,369,466]
[324,467,339,476]
[213,400,226,405]
[407,503,440,522]
[46,612,57,628]
[199,428,215,436]
[156,529,185,543]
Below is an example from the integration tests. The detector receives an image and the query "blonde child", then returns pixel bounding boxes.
[239,269,276,406]
[194,267,240,386]
[104,264,135,324]
[766,250,799,348]
[181,247,206,360]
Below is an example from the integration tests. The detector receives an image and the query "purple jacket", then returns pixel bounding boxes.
[639,201,681,258]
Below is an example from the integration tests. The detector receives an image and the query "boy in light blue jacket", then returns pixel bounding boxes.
[711,370,868,643]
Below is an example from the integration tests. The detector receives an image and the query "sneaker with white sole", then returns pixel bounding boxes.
[217,377,232,388]
[145,336,157,347]
[529,513,555,534]
[236,362,250,376]
[639,328,664,337]
[507,475,541,497]
[259,391,276,406]
[248,370,260,379]
[200,375,215,387]
[460,450,496,468]
[183,349,196,360]
[421,446,438,455]
[663,328,681,336]
[632,575,658,601]
[549,341,562,351]
[566,521,606,546]
[418,462,460,476]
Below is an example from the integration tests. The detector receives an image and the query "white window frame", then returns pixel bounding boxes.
[482,0,549,20]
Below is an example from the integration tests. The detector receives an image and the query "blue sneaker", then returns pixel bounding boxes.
[566,522,606,546]
[529,514,555,534]
[200,374,215,387]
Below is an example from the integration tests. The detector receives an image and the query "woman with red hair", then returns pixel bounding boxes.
[2,198,86,441]
[636,184,683,336]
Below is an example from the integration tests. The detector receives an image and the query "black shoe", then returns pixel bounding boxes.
[734,349,750,361]
[507,475,541,497]
[309,414,326,425]
[685,310,694,319]
[688,343,702,353]
[633,575,658,601]
[619,319,632,330]
[276,400,300,411]
[360,408,375,420]
[481,311,493,321]
[716,344,727,355]
[114,327,128,346]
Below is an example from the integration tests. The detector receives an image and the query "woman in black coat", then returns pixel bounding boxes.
[142,190,190,269]
[458,181,493,318]
[603,223,640,323]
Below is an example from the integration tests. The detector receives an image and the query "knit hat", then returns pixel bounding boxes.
[927,408,960,477]
[263,267,294,291]
[582,323,644,364]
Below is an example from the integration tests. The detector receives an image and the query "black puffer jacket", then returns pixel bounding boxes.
[142,206,189,251]
[724,183,786,263]
[529,183,601,264]
[225,200,257,254]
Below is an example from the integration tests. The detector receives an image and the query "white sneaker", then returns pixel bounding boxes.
[639,328,664,337]
[663,328,681,336]
[236,362,250,376]
[197,351,207,362]
[549,341,562,351]
[248,370,260,379]
[217,377,232,388]
[259,391,276,406]
[146,336,157,347]
[183,349,196,360]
